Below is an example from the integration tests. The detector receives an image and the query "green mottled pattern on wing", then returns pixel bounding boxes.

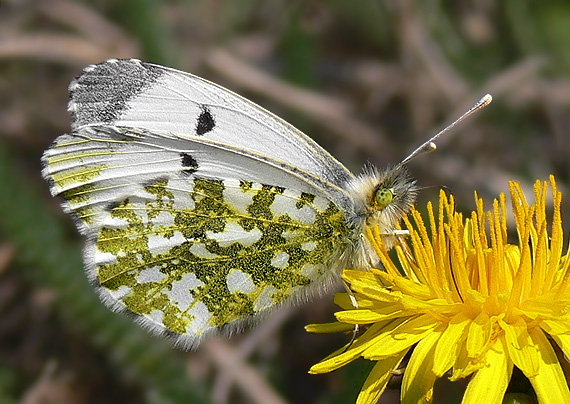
[95,177,349,336]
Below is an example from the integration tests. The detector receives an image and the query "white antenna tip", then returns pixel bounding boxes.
[480,94,492,107]
[419,142,437,155]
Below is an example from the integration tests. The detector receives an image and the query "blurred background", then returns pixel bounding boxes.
[1,1,569,403]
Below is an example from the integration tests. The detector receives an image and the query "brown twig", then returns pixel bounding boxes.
[212,307,296,403]
[0,245,14,277]
[396,1,469,103]
[203,339,289,404]
[37,0,135,51]
[0,35,120,66]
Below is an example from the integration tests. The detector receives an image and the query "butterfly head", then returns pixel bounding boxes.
[372,182,396,210]
[346,164,417,248]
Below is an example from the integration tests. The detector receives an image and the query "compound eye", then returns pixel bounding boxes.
[374,187,393,209]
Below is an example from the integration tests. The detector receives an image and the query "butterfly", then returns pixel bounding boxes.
[42,58,490,349]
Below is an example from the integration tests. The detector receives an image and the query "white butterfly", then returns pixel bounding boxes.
[42,59,490,349]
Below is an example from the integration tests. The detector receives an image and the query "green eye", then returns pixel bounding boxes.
[374,187,393,209]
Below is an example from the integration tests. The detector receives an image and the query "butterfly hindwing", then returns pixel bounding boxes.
[89,175,349,348]
[42,125,352,348]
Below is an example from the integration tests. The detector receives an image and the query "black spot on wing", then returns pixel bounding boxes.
[180,153,199,175]
[195,106,215,136]
[105,200,123,213]
[142,177,169,189]
[70,59,164,129]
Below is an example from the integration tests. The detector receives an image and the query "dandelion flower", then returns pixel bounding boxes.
[307,176,570,404]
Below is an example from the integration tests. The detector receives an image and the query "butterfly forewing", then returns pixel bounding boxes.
[68,59,354,189]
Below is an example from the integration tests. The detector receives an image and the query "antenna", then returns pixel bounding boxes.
[398,94,492,166]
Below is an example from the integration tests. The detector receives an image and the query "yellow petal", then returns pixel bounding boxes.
[549,333,570,361]
[466,311,491,358]
[539,318,570,335]
[462,338,512,404]
[527,328,570,404]
[449,343,483,380]
[309,321,389,374]
[519,296,569,318]
[356,353,407,404]
[399,297,461,314]
[391,276,433,300]
[335,307,411,324]
[333,292,356,310]
[305,322,356,334]
[363,315,437,360]
[433,311,471,377]
[501,319,539,378]
[334,292,376,310]
[343,270,391,299]
[401,329,440,404]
